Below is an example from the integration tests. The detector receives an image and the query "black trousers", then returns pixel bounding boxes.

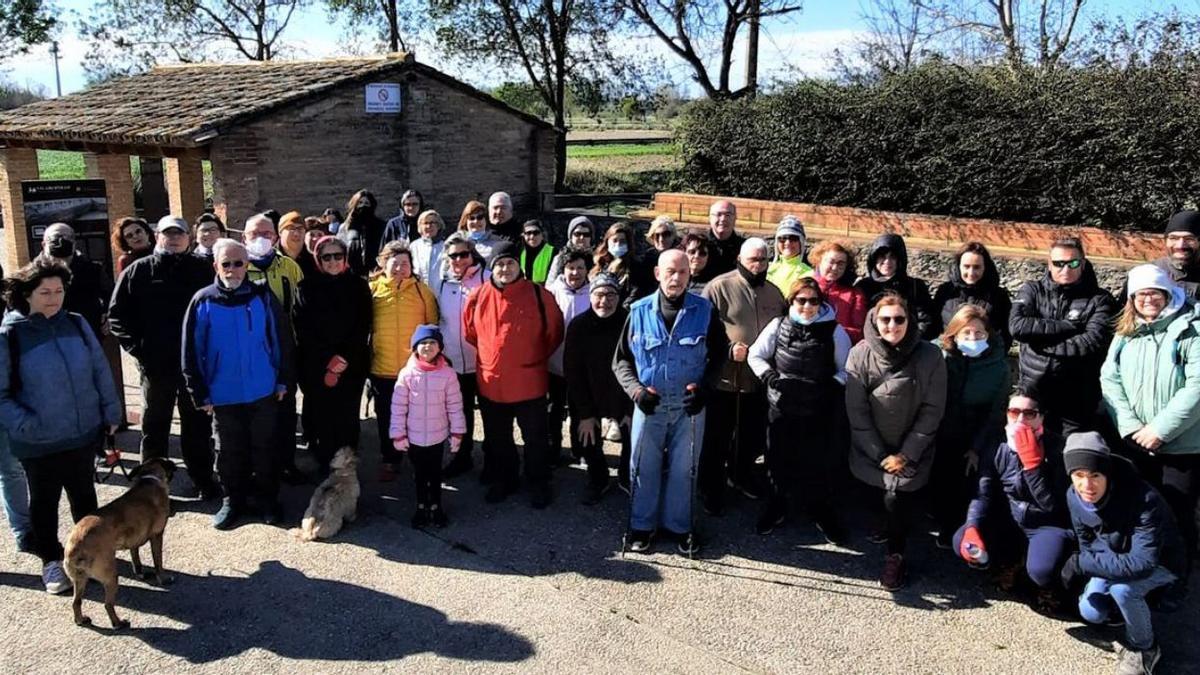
[445,373,480,472]
[480,396,550,487]
[410,443,445,506]
[930,431,977,539]
[1124,446,1199,577]
[20,444,98,564]
[139,370,214,488]
[213,396,279,506]
[548,374,569,461]
[571,413,630,488]
[369,376,401,465]
[301,375,364,469]
[882,488,913,556]
[766,411,837,515]
[699,389,768,499]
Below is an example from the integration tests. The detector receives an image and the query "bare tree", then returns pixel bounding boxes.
[858,0,937,73]
[618,0,803,99]
[916,0,1086,71]
[326,0,413,52]
[81,0,309,81]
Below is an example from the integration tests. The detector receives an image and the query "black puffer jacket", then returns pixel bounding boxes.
[854,234,935,339]
[108,251,212,377]
[1009,263,1117,414]
[931,248,1013,347]
[339,210,387,276]
[706,230,746,277]
[564,307,633,420]
[293,271,373,391]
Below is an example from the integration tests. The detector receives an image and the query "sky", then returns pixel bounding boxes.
[0,0,1172,97]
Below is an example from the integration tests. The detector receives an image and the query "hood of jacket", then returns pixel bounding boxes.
[867,233,909,283]
[863,304,921,362]
[947,246,1002,296]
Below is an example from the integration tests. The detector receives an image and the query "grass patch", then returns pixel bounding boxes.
[566,142,674,158]
[37,150,87,180]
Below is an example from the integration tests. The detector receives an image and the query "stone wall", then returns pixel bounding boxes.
[896,248,1133,301]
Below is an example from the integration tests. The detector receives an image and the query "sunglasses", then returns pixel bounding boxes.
[1050,259,1082,269]
[447,251,472,260]
[793,297,821,306]
[878,315,907,325]
[220,260,246,269]
[319,252,346,262]
[523,230,542,237]
[686,248,709,257]
[777,235,800,243]
[572,231,591,238]
[1006,407,1042,419]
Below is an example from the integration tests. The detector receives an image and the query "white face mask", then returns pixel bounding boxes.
[246,237,274,258]
[609,242,628,259]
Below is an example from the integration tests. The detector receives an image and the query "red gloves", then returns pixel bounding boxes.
[959,525,986,563]
[1011,423,1043,470]
[324,355,349,387]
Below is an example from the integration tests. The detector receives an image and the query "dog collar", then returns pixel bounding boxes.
[138,474,167,487]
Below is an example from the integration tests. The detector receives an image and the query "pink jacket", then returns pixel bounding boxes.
[389,354,467,447]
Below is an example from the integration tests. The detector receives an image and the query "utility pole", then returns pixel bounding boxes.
[49,41,62,97]
[744,0,760,97]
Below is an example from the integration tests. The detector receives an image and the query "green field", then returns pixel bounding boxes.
[35,150,214,201]
[566,142,675,158]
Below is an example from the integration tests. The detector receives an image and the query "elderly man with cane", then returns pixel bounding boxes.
[614,250,728,556]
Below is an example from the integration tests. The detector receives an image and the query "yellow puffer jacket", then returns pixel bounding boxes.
[371,275,439,377]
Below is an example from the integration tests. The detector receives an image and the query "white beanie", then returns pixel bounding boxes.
[1126,264,1177,298]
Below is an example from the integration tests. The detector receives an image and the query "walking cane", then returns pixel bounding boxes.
[685,383,699,560]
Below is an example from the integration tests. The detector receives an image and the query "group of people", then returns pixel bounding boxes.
[0,190,1197,674]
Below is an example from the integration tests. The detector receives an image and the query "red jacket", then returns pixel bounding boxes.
[816,273,868,344]
[463,278,564,403]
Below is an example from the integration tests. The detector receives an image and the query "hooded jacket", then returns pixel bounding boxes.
[1068,453,1187,581]
[463,276,564,403]
[940,334,1011,453]
[370,276,439,378]
[247,252,304,318]
[1009,262,1117,413]
[389,354,466,447]
[565,307,632,421]
[182,280,294,408]
[815,266,869,345]
[382,212,419,245]
[547,275,592,376]
[431,262,489,376]
[703,266,787,392]
[966,432,1070,531]
[931,249,1013,347]
[845,306,947,492]
[294,270,373,392]
[108,250,213,377]
[748,303,851,416]
[853,234,935,339]
[0,309,121,458]
[547,220,593,280]
[766,254,813,298]
[339,210,388,276]
[1101,296,1200,454]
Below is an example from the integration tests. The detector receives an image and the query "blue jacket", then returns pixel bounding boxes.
[0,309,121,459]
[1067,457,1187,581]
[182,281,295,408]
[628,291,713,408]
[966,432,1070,531]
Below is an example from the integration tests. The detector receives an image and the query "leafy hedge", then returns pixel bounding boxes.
[675,64,1200,231]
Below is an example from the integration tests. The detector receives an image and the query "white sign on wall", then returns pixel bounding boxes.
[365,83,402,113]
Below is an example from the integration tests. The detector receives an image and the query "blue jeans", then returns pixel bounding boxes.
[1079,566,1177,650]
[629,405,705,534]
[0,430,31,542]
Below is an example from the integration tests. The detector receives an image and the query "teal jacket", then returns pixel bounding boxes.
[1101,297,1200,454]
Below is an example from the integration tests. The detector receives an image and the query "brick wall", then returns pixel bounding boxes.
[209,70,557,227]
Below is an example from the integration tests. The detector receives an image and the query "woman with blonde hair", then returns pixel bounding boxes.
[411,209,446,282]
[931,304,1010,549]
[457,200,503,264]
[369,241,439,481]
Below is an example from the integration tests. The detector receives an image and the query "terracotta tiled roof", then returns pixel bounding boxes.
[0,54,553,148]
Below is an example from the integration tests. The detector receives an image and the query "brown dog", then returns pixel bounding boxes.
[64,458,177,628]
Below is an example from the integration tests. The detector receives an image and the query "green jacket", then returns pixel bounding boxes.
[1101,299,1200,454]
[766,254,813,297]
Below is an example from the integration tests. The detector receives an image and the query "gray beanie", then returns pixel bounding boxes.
[1063,432,1111,475]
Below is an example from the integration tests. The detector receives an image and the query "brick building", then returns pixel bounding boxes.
[0,53,560,272]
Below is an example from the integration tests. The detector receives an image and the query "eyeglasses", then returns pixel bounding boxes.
[1050,259,1082,270]
[1006,407,1042,419]
[878,315,907,325]
[686,248,709,257]
[777,235,800,243]
[447,251,472,260]
[794,297,821,306]
[591,290,619,300]
[220,260,246,269]
[319,252,346,262]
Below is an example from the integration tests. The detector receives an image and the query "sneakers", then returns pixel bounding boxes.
[700,493,725,517]
[198,482,223,502]
[212,498,241,530]
[813,514,849,546]
[428,505,448,529]
[1116,643,1161,675]
[626,530,653,554]
[727,477,762,500]
[755,502,786,535]
[676,532,701,557]
[411,505,430,529]
[15,532,35,554]
[530,483,553,510]
[581,480,612,506]
[880,553,907,591]
[42,561,71,595]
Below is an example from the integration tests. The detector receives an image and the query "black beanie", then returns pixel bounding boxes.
[1165,210,1200,237]
[490,241,518,270]
[1063,432,1111,475]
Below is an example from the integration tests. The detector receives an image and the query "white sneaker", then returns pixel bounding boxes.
[42,561,71,595]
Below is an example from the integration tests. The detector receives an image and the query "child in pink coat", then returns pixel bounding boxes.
[390,325,466,528]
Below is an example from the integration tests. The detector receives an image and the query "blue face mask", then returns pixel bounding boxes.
[789,308,817,325]
[609,242,628,259]
[468,230,487,242]
[957,337,988,358]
